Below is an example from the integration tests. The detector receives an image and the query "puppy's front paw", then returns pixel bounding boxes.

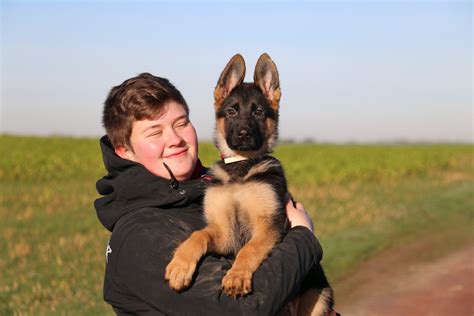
[222,269,252,297]
[165,256,196,291]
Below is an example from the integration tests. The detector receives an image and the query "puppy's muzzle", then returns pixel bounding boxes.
[237,128,250,141]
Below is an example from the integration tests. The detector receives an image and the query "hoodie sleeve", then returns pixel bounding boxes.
[113,224,322,315]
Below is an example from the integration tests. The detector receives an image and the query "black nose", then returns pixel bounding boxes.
[238,128,249,140]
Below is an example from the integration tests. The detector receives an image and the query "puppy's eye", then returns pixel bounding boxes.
[226,108,237,117]
[254,108,264,116]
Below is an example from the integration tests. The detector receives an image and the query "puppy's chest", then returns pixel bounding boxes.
[204,157,289,249]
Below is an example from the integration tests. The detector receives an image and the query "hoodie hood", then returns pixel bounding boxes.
[94,136,207,232]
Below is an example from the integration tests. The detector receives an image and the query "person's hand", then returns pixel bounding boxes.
[285,195,314,233]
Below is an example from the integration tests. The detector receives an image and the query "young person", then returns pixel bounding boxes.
[95,73,324,315]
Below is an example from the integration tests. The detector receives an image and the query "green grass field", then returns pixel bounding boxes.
[1,134,473,314]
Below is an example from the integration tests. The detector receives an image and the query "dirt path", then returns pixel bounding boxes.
[334,243,474,315]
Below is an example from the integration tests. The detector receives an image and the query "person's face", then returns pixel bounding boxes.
[115,101,198,181]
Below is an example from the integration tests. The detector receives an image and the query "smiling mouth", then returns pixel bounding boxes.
[164,148,188,159]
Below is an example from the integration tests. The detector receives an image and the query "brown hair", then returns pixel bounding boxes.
[102,73,189,148]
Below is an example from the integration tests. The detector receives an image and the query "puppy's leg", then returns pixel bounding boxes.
[222,183,283,297]
[165,187,235,291]
[222,223,280,297]
[165,226,216,291]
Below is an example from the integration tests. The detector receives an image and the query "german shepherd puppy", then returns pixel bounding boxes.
[165,53,334,315]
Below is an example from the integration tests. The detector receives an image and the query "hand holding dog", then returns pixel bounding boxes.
[286,198,315,233]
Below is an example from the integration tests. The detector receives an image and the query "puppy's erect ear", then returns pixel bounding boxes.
[254,53,281,107]
[214,54,246,108]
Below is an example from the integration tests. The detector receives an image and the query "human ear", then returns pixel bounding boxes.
[115,144,135,161]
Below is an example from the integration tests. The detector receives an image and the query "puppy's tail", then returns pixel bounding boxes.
[311,287,334,316]
[298,264,335,316]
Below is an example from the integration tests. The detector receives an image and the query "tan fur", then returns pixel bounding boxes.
[299,289,321,316]
[221,222,280,297]
[166,178,282,296]
[209,164,231,184]
[203,181,281,251]
[277,288,332,316]
[310,287,332,316]
[165,227,216,290]
[214,118,236,158]
[265,117,277,136]
[204,181,282,296]
[214,54,246,110]
[213,87,226,110]
[265,117,279,151]
[270,87,282,108]
[166,53,332,314]
[254,53,281,110]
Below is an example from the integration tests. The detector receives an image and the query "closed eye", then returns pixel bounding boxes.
[148,130,163,137]
[175,119,190,129]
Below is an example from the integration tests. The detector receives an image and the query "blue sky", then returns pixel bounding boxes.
[1,0,472,142]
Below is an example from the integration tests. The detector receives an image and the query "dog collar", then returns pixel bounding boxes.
[223,155,248,164]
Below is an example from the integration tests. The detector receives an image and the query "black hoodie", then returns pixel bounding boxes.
[95,136,323,315]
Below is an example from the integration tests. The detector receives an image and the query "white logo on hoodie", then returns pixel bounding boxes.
[106,244,112,263]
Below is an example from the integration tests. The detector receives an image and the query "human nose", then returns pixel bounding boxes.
[165,127,184,147]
